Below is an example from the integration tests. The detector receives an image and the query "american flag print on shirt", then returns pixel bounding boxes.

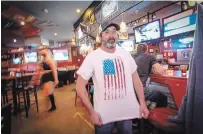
[103,57,126,100]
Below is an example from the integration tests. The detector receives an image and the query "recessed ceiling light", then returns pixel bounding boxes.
[54,33,57,36]
[44,9,48,14]
[20,21,25,26]
[13,39,17,42]
[76,9,80,13]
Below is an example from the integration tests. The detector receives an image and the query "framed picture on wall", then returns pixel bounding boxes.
[102,1,118,20]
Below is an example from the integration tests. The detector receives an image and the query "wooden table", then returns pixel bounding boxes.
[1,70,53,114]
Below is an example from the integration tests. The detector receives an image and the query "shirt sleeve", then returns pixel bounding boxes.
[129,54,138,74]
[76,55,94,81]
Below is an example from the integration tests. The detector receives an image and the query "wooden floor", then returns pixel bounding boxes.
[11,84,94,134]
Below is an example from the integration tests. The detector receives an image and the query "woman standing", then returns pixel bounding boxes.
[38,46,58,112]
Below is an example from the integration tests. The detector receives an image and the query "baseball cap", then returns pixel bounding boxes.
[101,21,120,32]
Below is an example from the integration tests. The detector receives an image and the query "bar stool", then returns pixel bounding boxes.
[148,79,187,134]
[15,76,39,118]
[1,79,12,106]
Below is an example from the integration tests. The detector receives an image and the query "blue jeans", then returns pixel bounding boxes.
[95,120,132,134]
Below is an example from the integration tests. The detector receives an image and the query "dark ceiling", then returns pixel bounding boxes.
[2,1,93,41]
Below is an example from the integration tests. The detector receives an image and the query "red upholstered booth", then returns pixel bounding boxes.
[148,76,187,134]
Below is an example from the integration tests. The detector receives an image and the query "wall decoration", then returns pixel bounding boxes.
[119,32,129,40]
[102,1,118,20]
[89,13,96,25]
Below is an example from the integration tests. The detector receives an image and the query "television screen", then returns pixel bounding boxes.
[117,40,134,52]
[24,52,38,63]
[134,20,161,43]
[164,14,197,37]
[12,57,21,64]
[53,49,69,61]
[171,36,194,50]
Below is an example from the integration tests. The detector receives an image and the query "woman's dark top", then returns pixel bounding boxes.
[41,62,54,83]
[42,62,51,70]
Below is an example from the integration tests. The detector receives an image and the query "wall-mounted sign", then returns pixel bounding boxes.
[89,13,96,25]
[119,32,128,40]
[177,48,192,61]
[102,1,118,20]
[164,13,197,37]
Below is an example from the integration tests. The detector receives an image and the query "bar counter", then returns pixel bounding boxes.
[150,72,187,109]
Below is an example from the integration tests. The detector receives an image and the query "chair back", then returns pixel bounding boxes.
[1,103,12,134]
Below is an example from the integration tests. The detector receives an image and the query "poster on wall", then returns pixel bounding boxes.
[102,1,118,20]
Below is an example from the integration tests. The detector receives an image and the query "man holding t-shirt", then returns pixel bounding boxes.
[76,22,149,134]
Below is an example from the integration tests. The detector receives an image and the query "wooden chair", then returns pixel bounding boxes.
[15,76,39,118]
[1,103,12,134]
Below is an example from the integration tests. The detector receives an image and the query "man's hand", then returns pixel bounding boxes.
[140,104,149,119]
[90,110,102,126]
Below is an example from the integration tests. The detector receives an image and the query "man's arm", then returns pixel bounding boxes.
[152,63,164,75]
[132,71,145,106]
[76,76,94,114]
[132,71,149,119]
[76,75,102,126]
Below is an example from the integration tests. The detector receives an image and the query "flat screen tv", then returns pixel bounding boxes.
[12,57,21,64]
[171,36,194,50]
[134,20,161,43]
[117,40,134,52]
[53,49,69,61]
[163,13,197,37]
[24,52,38,63]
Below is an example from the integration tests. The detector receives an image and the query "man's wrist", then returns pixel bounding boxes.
[140,100,146,107]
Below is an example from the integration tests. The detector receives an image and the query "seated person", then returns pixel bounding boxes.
[132,44,167,108]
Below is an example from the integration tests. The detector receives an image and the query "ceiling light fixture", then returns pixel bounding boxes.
[20,21,25,26]
[76,9,81,13]
[44,9,48,14]
[13,39,17,42]
[134,20,137,26]
[153,13,156,19]
[96,34,100,43]
[120,13,128,33]
[143,18,146,22]
[135,10,139,14]
[54,33,57,36]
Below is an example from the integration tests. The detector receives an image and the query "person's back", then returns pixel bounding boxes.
[133,52,156,87]
[133,44,167,108]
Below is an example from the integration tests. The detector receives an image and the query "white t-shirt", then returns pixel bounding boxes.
[77,47,140,124]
